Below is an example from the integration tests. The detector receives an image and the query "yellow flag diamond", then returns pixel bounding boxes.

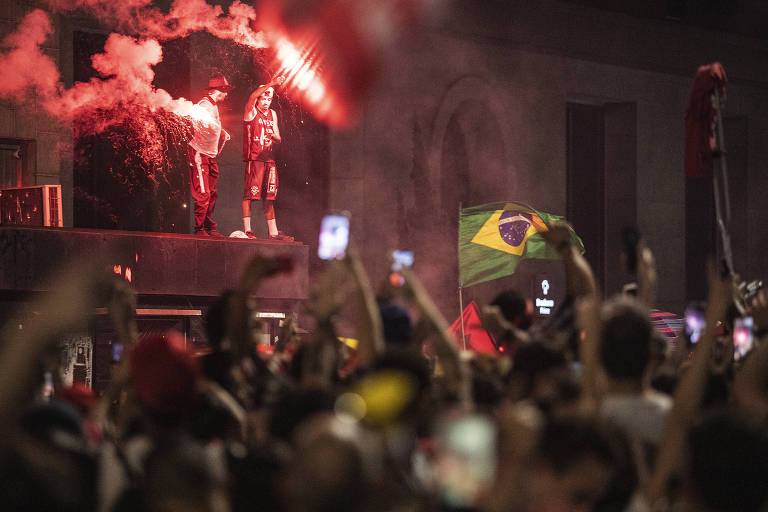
[470,209,548,256]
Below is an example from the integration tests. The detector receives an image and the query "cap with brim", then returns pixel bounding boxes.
[207,75,233,92]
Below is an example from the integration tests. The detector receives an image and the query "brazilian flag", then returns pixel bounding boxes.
[459,202,584,287]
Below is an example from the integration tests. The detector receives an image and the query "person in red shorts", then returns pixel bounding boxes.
[241,76,293,241]
[188,75,232,237]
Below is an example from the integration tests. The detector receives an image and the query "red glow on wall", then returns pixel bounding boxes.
[269,33,348,127]
[257,0,437,128]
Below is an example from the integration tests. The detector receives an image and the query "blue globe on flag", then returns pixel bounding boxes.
[498,211,533,247]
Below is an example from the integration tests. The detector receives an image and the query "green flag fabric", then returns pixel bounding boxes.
[458,202,584,287]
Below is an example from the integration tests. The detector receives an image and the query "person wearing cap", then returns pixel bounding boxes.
[241,76,294,241]
[188,75,232,237]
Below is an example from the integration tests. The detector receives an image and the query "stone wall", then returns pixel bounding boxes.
[328,0,768,317]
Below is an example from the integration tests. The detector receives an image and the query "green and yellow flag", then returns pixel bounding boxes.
[459,202,584,287]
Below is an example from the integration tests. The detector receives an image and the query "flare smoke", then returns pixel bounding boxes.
[0,1,268,124]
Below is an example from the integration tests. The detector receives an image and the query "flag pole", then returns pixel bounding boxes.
[458,202,466,350]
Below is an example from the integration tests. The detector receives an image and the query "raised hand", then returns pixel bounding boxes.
[636,240,657,308]
[540,219,573,251]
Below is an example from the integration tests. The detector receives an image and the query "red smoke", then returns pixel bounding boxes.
[44,0,265,48]
[0,11,194,121]
[0,1,270,125]
[0,10,60,102]
[56,33,194,119]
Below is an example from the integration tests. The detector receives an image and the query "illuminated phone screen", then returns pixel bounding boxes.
[391,250,414,272]
[685,304,706,344]
[734,316,754,359]
[318,214,350,260]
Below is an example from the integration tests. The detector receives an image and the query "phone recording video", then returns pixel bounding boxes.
[317,213,350,260]
[734,316,754,360]
[685,302,706,344]
[112,342,124,363]
[621,227,640,275]
[389,250,414,286]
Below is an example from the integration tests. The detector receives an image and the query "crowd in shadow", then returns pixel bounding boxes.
[1,220,767,512]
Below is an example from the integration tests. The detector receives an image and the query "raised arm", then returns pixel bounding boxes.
[243,76,285,119]
[0,258,118,431]
[541,220,597,299]
[344,244,385,368]
[643,266,731,505]
[636,240,658,309]
[733,290,768,419]
[402,268,470,407]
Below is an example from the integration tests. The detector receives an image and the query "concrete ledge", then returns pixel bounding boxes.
[0,226,309,300]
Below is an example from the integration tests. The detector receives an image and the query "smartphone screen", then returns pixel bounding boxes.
[318,214,350,260]
[734,316,754,360]
[391,250,414,272]
[112,342,123,363]
[388,250,413,286]
[685,302,706,344]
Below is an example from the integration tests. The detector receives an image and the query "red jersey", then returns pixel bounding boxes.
[243,108,277,162]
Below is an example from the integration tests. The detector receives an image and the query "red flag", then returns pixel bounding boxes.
[684,63,727,177]
[448,301,498,353]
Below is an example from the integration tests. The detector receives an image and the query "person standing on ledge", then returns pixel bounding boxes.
[188,74,232,237]
[241,76,294,241]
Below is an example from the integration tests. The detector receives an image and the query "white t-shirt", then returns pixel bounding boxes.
[189,97,222,157]
[600,389,672,446]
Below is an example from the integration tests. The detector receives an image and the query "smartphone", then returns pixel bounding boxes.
[389,250,413,286]
[112,342,124,363]
[734,316,754,360]
[391,250,414,272]
[685,302,706,344]
[317,213,350,260]
[621,227,639,274]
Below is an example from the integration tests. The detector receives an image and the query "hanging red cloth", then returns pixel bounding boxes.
[684,63,727,177]
[448,301,498,353]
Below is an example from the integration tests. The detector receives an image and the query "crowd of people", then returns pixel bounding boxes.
[1,220,767,512]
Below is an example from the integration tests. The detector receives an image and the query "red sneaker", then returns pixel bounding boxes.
[245,230,259,239]
[268,231,294,241]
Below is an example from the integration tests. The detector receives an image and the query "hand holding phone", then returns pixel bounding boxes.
[318,213,350,260]
[734,316,754,359]
[622,227,639,275]
[685,302,706,344]
[389,250,414,286]
[112,342,124,363]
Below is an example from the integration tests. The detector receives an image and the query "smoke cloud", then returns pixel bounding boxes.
[0,0,270,124]
[0,10,60,103]
[0,10,195,121]
[44,0,266,48]
[57,33,194,119]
